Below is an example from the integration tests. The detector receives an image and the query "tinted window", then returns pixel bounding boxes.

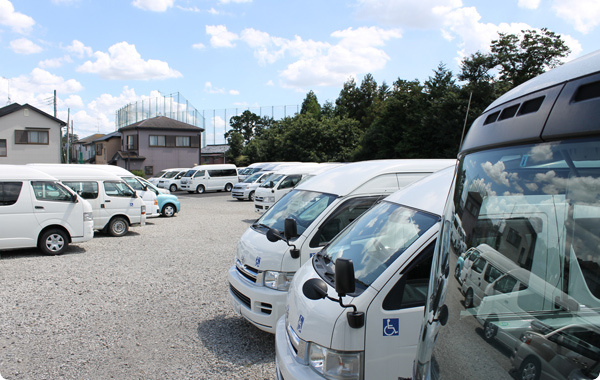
[103,181,134,197]
[31,181,73,202]
[0,182,23,206]
[63,181,99,199]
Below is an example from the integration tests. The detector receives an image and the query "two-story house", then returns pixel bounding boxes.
[113,116,204,176]
[72,133,104,163]
[0,103,66,164]
[94,132,121,165]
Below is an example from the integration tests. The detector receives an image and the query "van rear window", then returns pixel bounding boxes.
[0,182,23,206]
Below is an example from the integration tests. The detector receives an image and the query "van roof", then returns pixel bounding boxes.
[382,165,455,216]
[297,159,456,196]
[472,243,520,272]
[270,163,338,176]
[190,164,237,170]
[27,164,124,181]
[0,164,59,181]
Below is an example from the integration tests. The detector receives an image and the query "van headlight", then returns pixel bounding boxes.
[83,212,93,222]
[265,196,275,203]
[308,342,363,379]
[263,271,294,291]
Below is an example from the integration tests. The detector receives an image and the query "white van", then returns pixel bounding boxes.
[71,164,161,218]
[147,167,189,187]
[275,166,455,380]
[179,164,238,194]
[156,168,189,192]
[253,163,335,213]
[28,164,146,237]
[228,159,455,333]
[0,165,94,255]
[232,171,274,201]
[239,162,301,181]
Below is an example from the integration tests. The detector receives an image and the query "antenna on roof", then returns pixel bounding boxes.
[2,77,11,105]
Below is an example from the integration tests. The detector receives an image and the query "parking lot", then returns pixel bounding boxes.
[0,192,276,380]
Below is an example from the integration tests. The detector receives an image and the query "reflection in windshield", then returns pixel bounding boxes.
[256,190,337,234]
[421,139,600,380]
[323,201,438,288]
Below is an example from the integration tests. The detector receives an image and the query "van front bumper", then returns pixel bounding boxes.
[227,264,287,334]
[275,316,316,380]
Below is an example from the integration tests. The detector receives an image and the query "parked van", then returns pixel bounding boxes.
[137,176,181,217]
[239,162,301,181]
[275,166,455,380]
[228,159,455,333]
[461,243,521,308]
[28,164,146,236]
[0,165,94,255]
[414,51,600,380]
[179,164,238,194]
[147,167,189,187]
[156,168,189,192]
[232,171,274,201]
[253,163,336,213]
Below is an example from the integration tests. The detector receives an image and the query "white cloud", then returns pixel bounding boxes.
[0,0,35,34]
[204,82,239,95]
[66,40,93,58]
[229,89,240,95]
[9,38,43,54]
[76,41,182,80]
[518,0,540,9]
[206,25,239,48]
[39,55,73,69]
[131,0,174,12]
[354,0,462,29]
[192,42,206,50]
[219,0,252,3]
[552,0,600,34]
[64,94,84,108]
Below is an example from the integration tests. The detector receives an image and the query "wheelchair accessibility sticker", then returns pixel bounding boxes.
[297,315,305,333]
[383,318,399,336]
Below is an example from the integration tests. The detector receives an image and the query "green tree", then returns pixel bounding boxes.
[300,90,321,118]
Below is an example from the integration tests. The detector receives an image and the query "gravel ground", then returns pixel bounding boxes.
[0,192,276,380]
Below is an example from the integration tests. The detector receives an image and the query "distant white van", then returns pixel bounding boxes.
[0,165,94,255]
[155,168,189,192]
[147,167,188,187]
[231,171,274,201]
[28,164,146,237]
[179,164,238,194]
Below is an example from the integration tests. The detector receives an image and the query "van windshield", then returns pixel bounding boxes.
[183,170,196,178]
[163,171,180,179]
[243,172,263,183]
[255,189,337,234]
[260,174,285,188]
[322,201,438,289]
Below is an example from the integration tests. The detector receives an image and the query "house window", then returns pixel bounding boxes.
[15,130,49,144]
[176,136,191,147]
[145,166,154,175]
[150,135,166,147]
[0,139,6,156]
[126,135,137,150]
[96,143,103,156]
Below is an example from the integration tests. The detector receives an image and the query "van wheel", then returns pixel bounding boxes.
[518,357,541,380]
[248,191,255,201]
[225,183,233,192]
[107,216,128,237]
[464,288,474,308]
[162,204,176,217]
[196,185,205,194]
[39,228,68,255]
[169,184,177,192]
[483,318,498,341]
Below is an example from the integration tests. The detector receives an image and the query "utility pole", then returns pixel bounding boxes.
[66,108,70,163]
[54,90,57,118]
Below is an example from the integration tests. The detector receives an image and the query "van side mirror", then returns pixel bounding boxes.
[284,218,299,239]
[434,304,449,326]
[71,193,78,203]
[335,258,355,297]
[303,278,328,300]
[266,228,282,243]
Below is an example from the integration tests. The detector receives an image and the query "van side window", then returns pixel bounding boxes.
[279,175,302,190]
[104,181,134,197]
[309,196,382,248]
[472,257,486,274]
[195,170,206,178]
[123,177,144,191]
[31,181,73,202]
[63,181,99,199]
[382,241,435,310]
[494,275,518,293]
[0,182,23,206]
[484,265,503,283]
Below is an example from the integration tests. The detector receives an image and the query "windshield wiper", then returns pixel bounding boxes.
[251,222,272,230]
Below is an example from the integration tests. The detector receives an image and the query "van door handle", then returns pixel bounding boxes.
[35,206,44,209]
[105,200,111,202]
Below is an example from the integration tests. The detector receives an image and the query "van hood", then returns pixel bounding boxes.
[286,260,367,351]
[236,227,292,271]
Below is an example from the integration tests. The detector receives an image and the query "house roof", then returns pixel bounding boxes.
[202,144,230,154]
[94,131,121,142]
[118,116,204,132]
[0,103,67,126]
[76,133,105,145]
[111,151,146,161]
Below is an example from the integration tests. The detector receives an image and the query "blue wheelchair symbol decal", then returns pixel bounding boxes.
[297,315,305,333]
[383,318,399,336]
[256,257,261,267]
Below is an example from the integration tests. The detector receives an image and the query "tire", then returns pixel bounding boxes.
[162,203,176,217]
[224,183,233,192]
[248,191,255,201]
[169,184,177,192]
[464,288,474,308]
[107,216,129,237]
[483,318,498,341]
[39,228,68,255]
[196,185,205,194]
[518,357,541,380]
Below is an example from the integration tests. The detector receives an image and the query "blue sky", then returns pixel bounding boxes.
[0,0,598,144]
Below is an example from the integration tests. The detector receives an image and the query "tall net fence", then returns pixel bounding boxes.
[115,93,299,147]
